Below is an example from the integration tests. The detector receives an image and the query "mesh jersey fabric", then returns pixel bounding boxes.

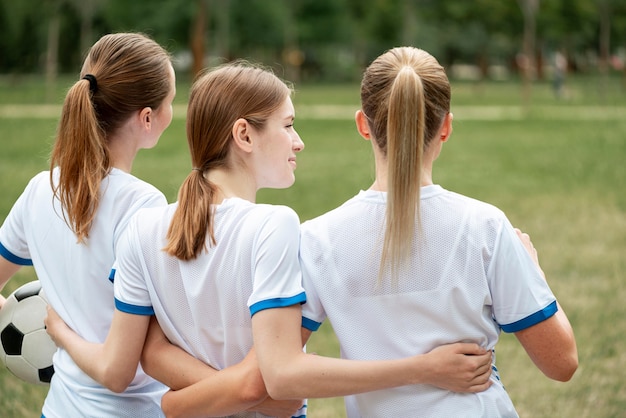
[300,185,557,418]
[114,197,307,418]
[0,168,168,418]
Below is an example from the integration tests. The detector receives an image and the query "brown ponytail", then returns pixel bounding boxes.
[164,61,291,260]
[49,33,172,243]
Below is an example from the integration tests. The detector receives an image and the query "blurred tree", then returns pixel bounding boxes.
[0,0,624,87]
[67,0,105,57]
[517,0,539,105]
[45,0,61,90]
[191,0,207,78]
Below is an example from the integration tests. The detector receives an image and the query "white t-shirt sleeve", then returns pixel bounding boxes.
[0,174,43,264]
[247,206,306,316]
[112,182,167,257]
[113,214,154,315]
[488,216,557,332]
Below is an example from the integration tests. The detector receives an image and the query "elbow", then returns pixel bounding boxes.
[262,368,299,400]
[552,356,579,382]
[101,367,135,393]
[544,352,579,382]
[161,392,180,418]
[239,378,269,405]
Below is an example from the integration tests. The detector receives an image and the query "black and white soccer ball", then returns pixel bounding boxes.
[0,280,55,385]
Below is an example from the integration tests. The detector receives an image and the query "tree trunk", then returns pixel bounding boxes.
[45,7,60,101]
[517,0,539,108]
[191,0,208,79]
[597,0,611,99]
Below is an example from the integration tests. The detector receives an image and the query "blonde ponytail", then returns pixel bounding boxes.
[381,67,425,278]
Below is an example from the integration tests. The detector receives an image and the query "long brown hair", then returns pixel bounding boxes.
[164,61,292,261]
[50,32,172,243]
[360,47,450,278]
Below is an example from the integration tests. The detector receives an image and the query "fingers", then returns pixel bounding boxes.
[466,379,493,393]
[454,342,489,356]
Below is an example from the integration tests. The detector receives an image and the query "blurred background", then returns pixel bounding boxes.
[0,0,625,93]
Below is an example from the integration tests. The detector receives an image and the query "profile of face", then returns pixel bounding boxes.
[250,96,304,190]
[144,64,177,149]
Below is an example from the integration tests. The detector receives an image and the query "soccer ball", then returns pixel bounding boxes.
[0,280,56,385]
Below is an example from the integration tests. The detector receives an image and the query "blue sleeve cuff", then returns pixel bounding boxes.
[301,316,321,331]
[114,298,154,315]
[500,300,558,333]
[250,292,307,317]
[0,242,33,266]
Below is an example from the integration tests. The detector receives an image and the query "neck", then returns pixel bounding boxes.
[107,134,138,174]
[205,167,257,203]
[369,147,435,192]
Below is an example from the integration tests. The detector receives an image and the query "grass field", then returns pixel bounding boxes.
[0,74,625,417]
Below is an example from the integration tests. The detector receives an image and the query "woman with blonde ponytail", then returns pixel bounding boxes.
[299,46,578,416]
[0,33,176,417]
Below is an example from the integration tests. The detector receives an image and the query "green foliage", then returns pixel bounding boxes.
[0,77,625,417]
[2,0,626,82]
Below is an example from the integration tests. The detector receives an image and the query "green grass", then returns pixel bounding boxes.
[1,76,625,417]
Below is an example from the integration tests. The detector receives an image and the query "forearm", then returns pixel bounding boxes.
[45,308,148,392]
[57,327,135,392]
[142,342,215,390]
[262,351,428,400]
[141,317,217,390]
[161,364,268,418]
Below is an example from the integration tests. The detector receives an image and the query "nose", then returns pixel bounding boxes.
[293,131,305,152]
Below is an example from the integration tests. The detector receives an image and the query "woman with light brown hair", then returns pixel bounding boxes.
[0,32,175,417]
[298,46,578,416]
[46,61,495,418]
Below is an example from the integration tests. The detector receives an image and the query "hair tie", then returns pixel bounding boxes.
[192,167,203,172]
[82,74,98,93]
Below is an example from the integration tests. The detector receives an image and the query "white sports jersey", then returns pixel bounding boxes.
[300,185,557,418]
[0,168,168,418]
[113,197,307,418]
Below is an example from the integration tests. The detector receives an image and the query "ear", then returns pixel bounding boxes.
[138,107,153,132]
[231,118,253,153]
[439,112,453,142]
[355,110,372,141]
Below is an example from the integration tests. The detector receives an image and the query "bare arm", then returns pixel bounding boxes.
[141,316,217,390]
[513,229,578,381]
[0,256,22,309]
[45,306,149,392]
[143,316,303,418]
[159,312,490,416]
[252,305,492,400]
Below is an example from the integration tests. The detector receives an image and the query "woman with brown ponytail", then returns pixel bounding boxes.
[0,32,175,417]
[297,46,578,416]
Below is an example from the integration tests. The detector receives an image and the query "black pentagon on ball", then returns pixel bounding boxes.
[14,281,42,301]
[39,365,55,383]
[1,323,25,355]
